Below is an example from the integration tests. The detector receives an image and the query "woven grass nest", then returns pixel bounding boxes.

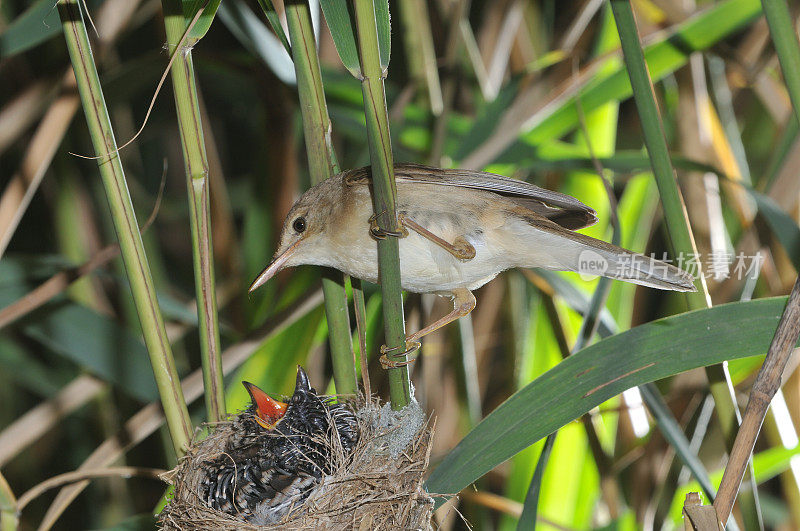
[159,396,435,530]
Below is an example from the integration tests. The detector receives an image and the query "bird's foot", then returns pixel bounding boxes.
[368,211,408,240]
[379,339,421,369]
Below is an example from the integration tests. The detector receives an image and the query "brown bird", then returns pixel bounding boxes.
[250,163,695,346]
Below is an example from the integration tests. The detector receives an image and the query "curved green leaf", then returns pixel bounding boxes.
[426,297,794,502]
[320,0,390,77]
[0,0,61,58]
[183,0,222,42]
[253,0,291,55]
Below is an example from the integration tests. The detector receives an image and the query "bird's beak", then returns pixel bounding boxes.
[295,365,311,392]
[242,381,288,430]
[248,238,304,293]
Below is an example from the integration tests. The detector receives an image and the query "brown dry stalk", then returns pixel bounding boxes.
[713,276,800,523]
[0,375,105,467]
[0,80,51,155]
[16,467,166,511]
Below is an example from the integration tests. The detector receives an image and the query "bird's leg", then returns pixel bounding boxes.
[398,214,476,260]
[406,288,476,342]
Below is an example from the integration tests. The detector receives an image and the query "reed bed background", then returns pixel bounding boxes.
[1,0,800,529]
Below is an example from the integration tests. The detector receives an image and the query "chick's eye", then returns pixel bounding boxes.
[292,217,306,233]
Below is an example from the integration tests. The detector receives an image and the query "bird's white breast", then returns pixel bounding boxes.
[323,183,522,294]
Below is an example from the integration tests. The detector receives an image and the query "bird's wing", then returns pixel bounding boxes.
[343,163,598,230]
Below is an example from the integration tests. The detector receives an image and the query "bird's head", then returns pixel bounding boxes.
[249,182,339,293]
[241,366,317,431]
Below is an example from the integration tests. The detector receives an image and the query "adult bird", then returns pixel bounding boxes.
[202,366,358,524]
[249,163,695,346]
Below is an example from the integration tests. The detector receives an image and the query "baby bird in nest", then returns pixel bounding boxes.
[201,366,358,524]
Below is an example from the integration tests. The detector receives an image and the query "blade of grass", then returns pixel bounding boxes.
[284,0,356,396]
[253,0,291,54]
[517,432,556,530]
[0,0,61,58]
[352,0,410,409]
[609,0,708,301]
[57,0,191,456]
[161,0,225,422]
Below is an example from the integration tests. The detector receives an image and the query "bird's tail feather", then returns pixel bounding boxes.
[520,222,697,292]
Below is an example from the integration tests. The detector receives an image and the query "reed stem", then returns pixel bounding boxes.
[57,0,192,456]
[284,0,357,396]
[353,0,411,409]
[161,0,225,422]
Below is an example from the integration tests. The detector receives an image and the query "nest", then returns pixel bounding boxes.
[159,399,435,530]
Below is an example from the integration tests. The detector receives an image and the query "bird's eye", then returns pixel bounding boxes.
[292,217,306,233]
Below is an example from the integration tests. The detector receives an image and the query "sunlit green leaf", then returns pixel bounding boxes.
[426,297,794,502]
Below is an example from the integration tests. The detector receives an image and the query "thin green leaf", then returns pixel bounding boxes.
[517,433,556,530]
[253,0,292,54]
[320,0,391,77]
[0,0,60,58]
[183,0,222,42]
[320,0,361,76]
[373,0,390,69]
[219,1,295,84]
[750,191,800,271]
[426,297,796,502]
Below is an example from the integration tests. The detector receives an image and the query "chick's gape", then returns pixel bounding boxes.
[249,163,696,355]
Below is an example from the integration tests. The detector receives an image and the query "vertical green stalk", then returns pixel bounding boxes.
[0,471,16,531]
[161,0,225,422]
[610,1,708,303]
[353,0,411,409]
[58,0,192,456]
[762,0,800,126]
[610,0,758,522]
[284,0,357,396]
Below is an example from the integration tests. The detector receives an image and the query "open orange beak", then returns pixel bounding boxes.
[248,238,304,293]
[242,381,288,430]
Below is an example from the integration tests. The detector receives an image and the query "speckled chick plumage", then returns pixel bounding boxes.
[201,367,358,524]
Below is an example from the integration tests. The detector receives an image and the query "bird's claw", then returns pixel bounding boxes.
[368,212,408,240]
[379,339,421,369]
